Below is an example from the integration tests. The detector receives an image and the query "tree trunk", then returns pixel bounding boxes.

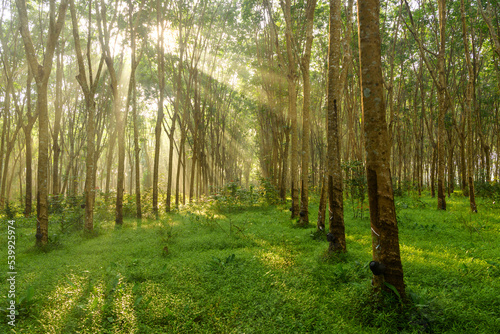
[430,144,437,198]
[24,120,34,216]
[358,0,405,298]
[96,0,125,225]
[166,118,176,211]
[115,100,126,225]
[459,134,468,196]
[128,0,143,218]
[436,0,447,210]
[317,174,327,232]
[105,129,116,195]
[298,0,317,226]
[176,131,186,208]
[327,0,346,252]
[280,127,290,201]
[16,0,69,246]
[52,41,64,198]
[153,0,164,218]
[447,134,454,197]
[461,0,477,212]
[282,0,300,219]
[166,28,183,212]
[35,81,50,245]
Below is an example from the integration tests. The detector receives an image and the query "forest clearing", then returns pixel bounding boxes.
[2,0,500,332]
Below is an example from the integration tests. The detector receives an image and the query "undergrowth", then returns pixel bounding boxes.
[0,191,499,333]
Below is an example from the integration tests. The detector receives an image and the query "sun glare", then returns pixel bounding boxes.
[149,25,178,53]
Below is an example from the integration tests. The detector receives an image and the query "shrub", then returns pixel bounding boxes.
[3,201,19,220]
[258,177,279,205]
[474,176,500,202]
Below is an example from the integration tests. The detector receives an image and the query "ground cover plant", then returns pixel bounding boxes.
[1,190,499,333]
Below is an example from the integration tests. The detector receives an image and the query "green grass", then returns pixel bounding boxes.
[1,193,499,333]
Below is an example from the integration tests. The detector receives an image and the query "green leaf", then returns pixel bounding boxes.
[25,286,35,302]
[134,296,144,307]
[384,282,401,300]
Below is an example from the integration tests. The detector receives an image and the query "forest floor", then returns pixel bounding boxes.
[0,193,499,333]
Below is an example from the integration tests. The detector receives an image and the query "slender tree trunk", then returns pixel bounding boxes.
[153,0,164,218]
[358,0,405,298]
[280,127,290,201]
[447,135,454,197]
[430,144,437,198]
[96,0,125,225]
[132,75,141,218]
[459,134,468,196]
[16,0,69,246]
[105,129,116,195]
[35,82,50,245]
[24,122,34,216]
[166,118,176,211]
[175,131,185,208]
[461,0,477,212]
[436,0,447,210]
[52,41,64,199]
[317,173,327,232]
[299,0,317,226]
[166,32,182,212]
[128,0,143,218]
[115,98,126,225]
[327,0,346,252]
[282,0,300,219]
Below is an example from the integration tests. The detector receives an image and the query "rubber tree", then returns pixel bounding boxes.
[358,0,406,297]
[16,0,69,246]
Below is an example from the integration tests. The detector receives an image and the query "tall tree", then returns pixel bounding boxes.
[298,0,317,226]
[16,0,69,246]
[97,0,126,225]
[326,0,346,252]
[153,0,164,218]
[281,0,300,219]
[404,0,448,210]
[70,0,105,232]
[52,40,64,200]
[21,71,37,216]
[460,0,477,212]
[126,0,145,218]
[358,0,405,297]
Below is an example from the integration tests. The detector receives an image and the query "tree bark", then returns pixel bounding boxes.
[436,0,447,210]
[52,41,64,198]
[128,0,144,218]
[327,0,346,252]
[281,0,300,219]
[298,0,317,226]
[358,0,405,298]
[153,0,164,218]
[317,173,327,232]
[460,0,477,212]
